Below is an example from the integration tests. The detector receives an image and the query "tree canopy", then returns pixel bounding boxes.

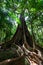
[0,0,43,47]
[0,0,43,65]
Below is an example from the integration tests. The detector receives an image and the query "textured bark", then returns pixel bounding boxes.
[20,14,33,47]
[0,14,43,65]
[1,24,23,49]
[1,13,33,49]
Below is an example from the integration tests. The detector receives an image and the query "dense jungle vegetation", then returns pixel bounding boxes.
[0,0,43,65]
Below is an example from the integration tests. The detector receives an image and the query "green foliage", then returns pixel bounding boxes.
[8,11,21,24]
[0,0,43,47]
[0,9,12,42]
[0,0,43,65]
[0,0,20,42]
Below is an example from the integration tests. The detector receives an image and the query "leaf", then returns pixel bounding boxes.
[8,11,21,24]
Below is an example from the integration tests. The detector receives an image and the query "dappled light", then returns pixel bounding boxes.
[0,0,43,65]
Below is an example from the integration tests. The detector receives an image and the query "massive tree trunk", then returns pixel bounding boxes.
[1,13,43,51]
[20,14,33,48]
[1,14,33,49]
[0,14,43,65]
